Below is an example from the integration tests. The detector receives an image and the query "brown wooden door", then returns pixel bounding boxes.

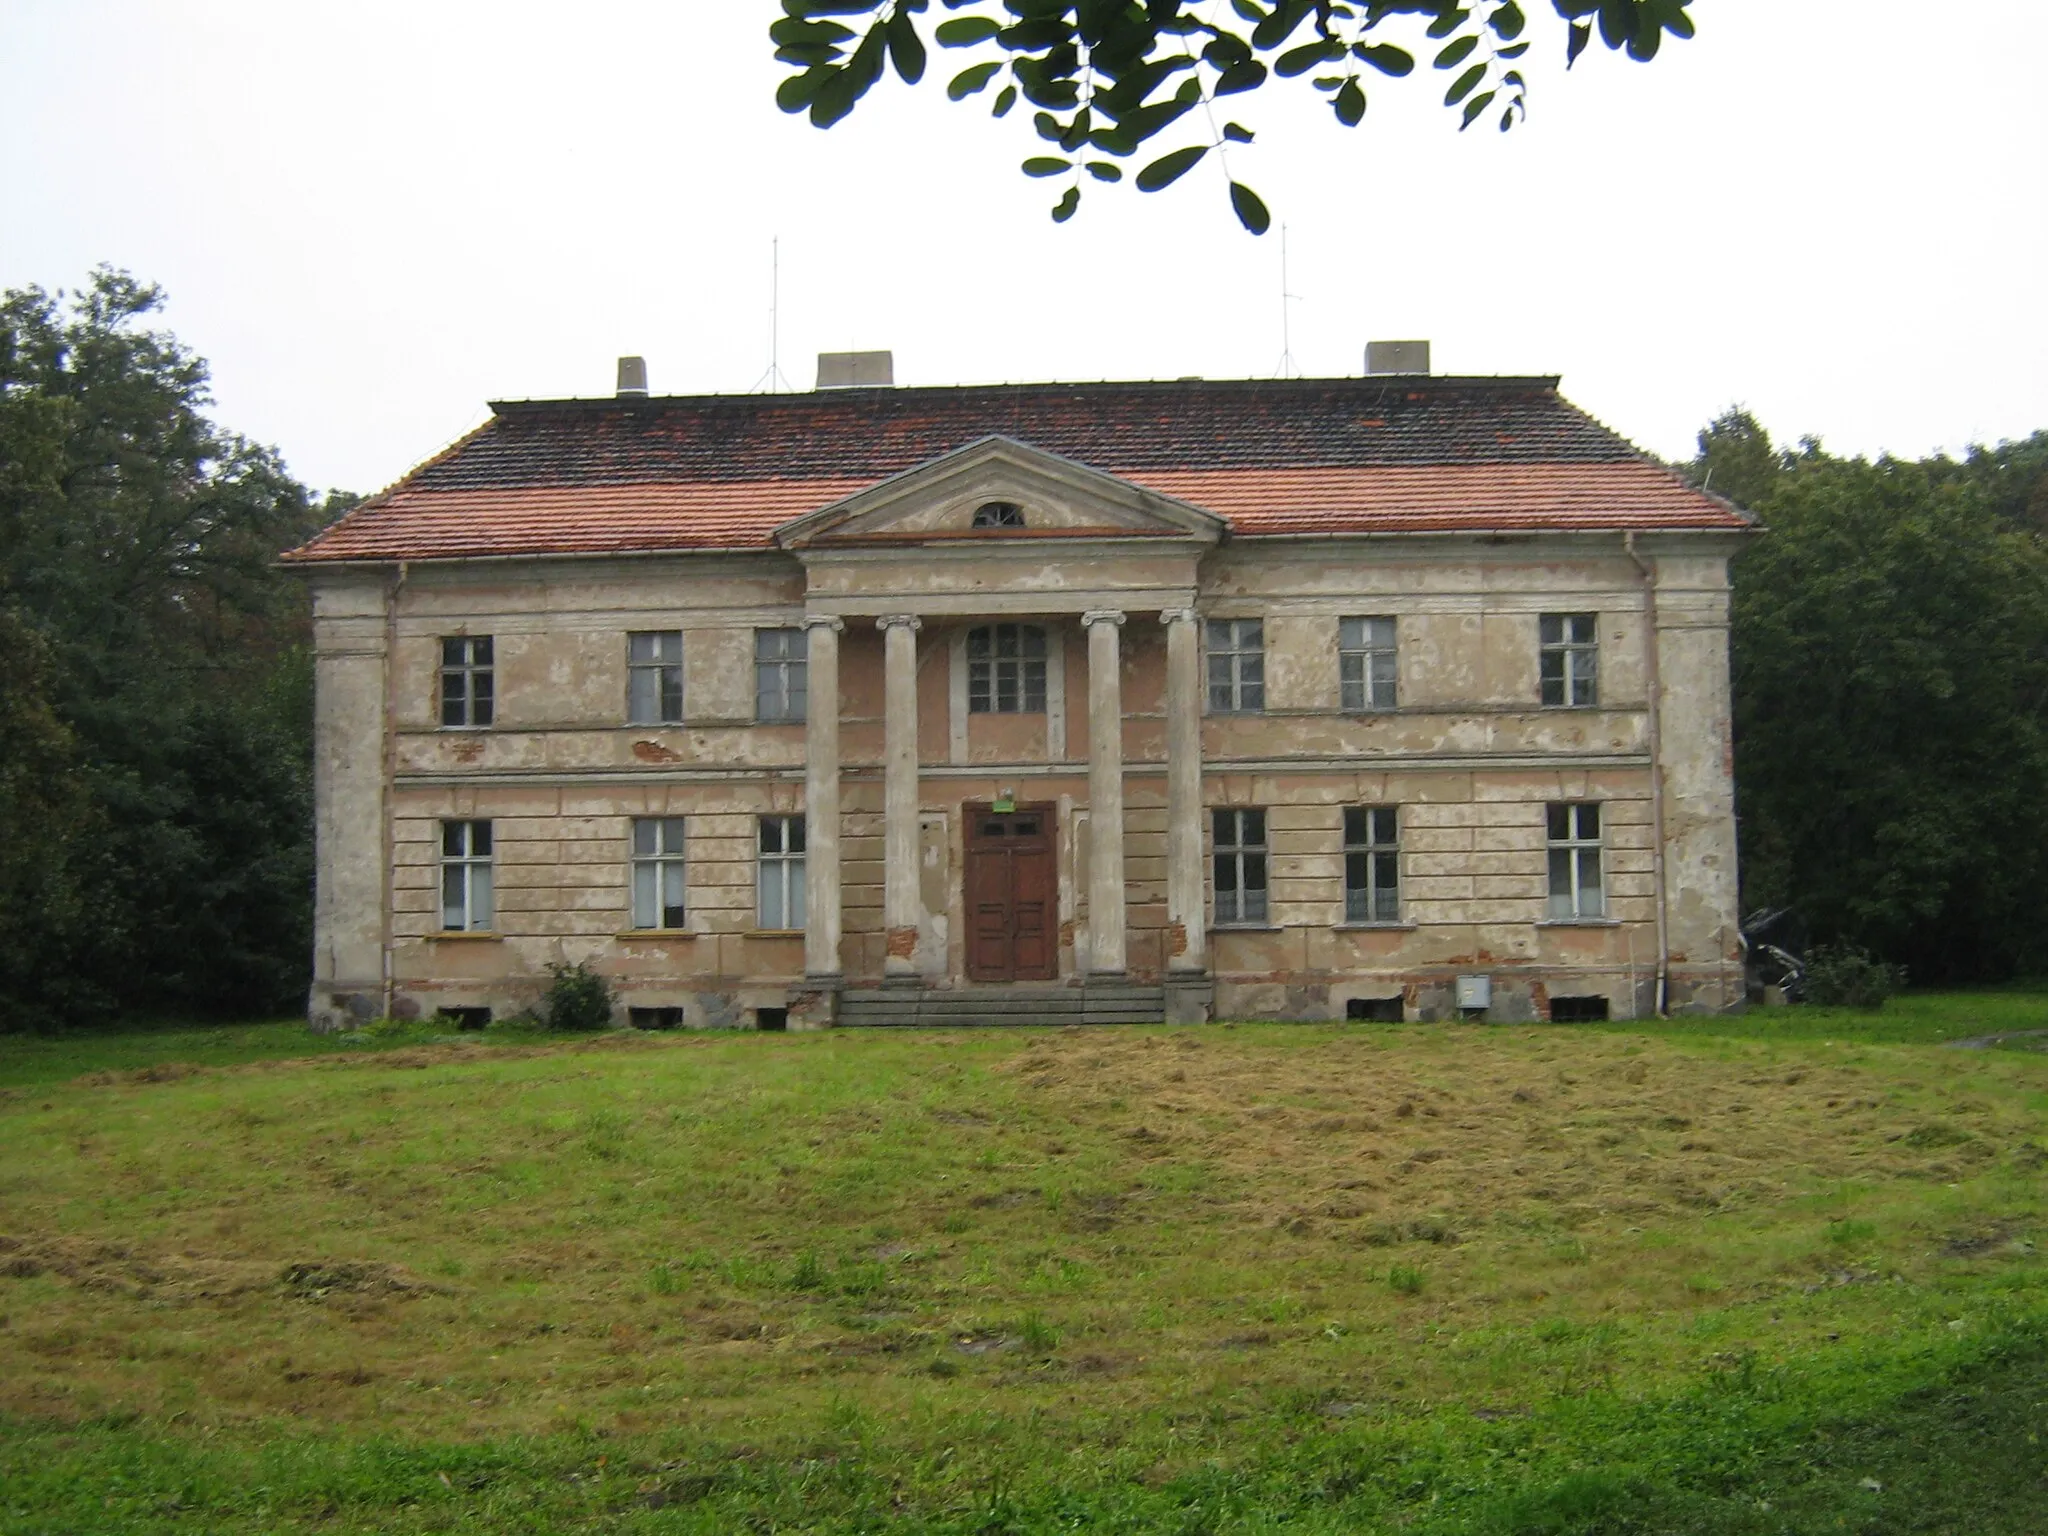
[964,804,1057,982]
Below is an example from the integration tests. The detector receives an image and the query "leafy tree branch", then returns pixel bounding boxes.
[773,0,1695,230]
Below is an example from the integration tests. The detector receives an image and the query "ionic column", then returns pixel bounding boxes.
[1161,606,1206,975]
[877,614,923,978]
[1083,609,1127,975]
[802,615,845,980]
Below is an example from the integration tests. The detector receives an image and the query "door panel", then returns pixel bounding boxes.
[964,805,1058,983]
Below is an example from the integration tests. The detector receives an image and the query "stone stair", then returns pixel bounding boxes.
[837,982,1166,1028]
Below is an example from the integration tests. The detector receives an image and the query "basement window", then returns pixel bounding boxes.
[436,1006,491,1031]
[971,500,1025,528]
[629,1006,684,1031]
[755,1007,790,1032]
[1549,995,1611,1023]
[1346,996,1404,1023]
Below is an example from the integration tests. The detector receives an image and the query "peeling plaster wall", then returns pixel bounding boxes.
[307,575,391,1031]
[308,532,1744,1027]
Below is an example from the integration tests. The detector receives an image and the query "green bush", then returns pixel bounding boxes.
[1802,945,1905,1009]
[539,960,615,1031]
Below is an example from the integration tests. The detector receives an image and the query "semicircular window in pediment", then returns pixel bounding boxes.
[971,500,1026,529]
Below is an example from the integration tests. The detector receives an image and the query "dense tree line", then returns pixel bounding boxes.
[0,269,343,1028]
[2,271,2044,1026]
[1690,413,2048,984]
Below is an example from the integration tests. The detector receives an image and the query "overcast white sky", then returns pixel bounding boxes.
[3,2,2043,496]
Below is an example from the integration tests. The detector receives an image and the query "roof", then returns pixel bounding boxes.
[285,376,1749,563]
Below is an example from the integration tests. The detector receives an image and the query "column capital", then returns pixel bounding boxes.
[1081,608,1127,628]
[876,614,923,633]
[802,614,846,633]
[1159,606,1199,627]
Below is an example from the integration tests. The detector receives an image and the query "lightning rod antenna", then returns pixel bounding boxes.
[754,236,792,394]
[1275,223,1303,379]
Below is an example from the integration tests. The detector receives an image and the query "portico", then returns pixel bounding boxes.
[775,436,1224,1014]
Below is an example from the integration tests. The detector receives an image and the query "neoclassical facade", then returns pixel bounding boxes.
[289,362,1751,1031]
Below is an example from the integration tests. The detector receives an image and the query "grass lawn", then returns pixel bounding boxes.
[1,994,2044,1532]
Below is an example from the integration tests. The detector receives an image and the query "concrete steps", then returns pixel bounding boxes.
[837,983,1166,1028]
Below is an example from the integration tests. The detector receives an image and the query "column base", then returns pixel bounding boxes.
[1163,973,1214,1025]
[788,978,842,1032]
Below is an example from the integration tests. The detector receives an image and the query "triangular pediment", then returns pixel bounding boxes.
[773,436,1226,550]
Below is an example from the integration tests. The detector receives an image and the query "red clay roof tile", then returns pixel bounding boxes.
[285,376,1746,563]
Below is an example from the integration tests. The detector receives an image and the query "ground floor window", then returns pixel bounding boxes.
[631,816,687,929]
[758,814,806,930]
[440,820,493,931]
[1546,802,1604,918]
[1344,806,1401,923]
[1212,807,1269,925]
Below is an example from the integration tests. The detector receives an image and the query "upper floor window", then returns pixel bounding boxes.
[630,816,687,930]
[440,820,493,931]
[758,814,806,930]
[972,500,1025,528]
[1540,613,1599,707]
[1546,802,1605,919]
[1344,806,1401,924]
[1212,807,1269,926]
[1339,616,1397,711]
[754,628,807,723]
[440,636,493,727]
[1206,618,1265,713]
[628,631,684,724]
[967,623,1047,713]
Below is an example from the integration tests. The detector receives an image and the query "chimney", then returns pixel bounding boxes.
[1365,340,1430,376]
[616,356,648,397]
[815,350,894,390]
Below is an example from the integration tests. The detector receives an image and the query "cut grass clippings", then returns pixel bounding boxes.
[1,995,2044,1531]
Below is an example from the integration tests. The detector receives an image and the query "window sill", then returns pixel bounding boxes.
[1334,922,1417,932]
[437,725,492,733]
[431,930,503,941]
[744,929,804,940]
[1537,918,1619,928]
[617,928,697,940]
[1209,924,1282,934]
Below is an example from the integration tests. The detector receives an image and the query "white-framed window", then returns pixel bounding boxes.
[440,636,493,727]
[630,816,687,930]
[628,631,684,724]
[972,500,1025,528]
[440,820,493,931]
[1540,613,1599,707]
[967,623,1047,713]
[1546,802,1605,919]
[757,814,806,930]
[1344,806,1401,923]
[1206,618,1265,713]
[1339,616,1398,711]
[754,628,807,723]
[1212,807,1269,925]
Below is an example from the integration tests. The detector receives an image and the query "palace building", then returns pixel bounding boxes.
[287,347,1750,1031]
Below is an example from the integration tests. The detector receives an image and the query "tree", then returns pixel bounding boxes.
[0,268,337,1025]
[1691,416,2048,984]
[771,0,1695,230]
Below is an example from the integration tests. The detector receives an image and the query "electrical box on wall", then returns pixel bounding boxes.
[1455,974,1492,1011]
